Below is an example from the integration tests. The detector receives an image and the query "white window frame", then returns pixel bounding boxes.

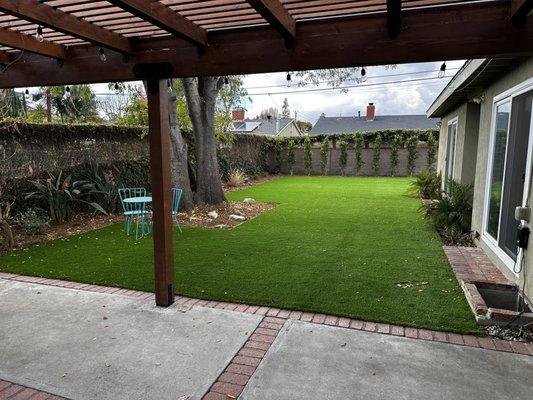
[481,77,533,275]
[443,116,458,189]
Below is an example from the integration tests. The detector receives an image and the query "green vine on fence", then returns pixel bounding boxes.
[372,134,382,175]
[406,134,419,176]
[426,131,437,169]
[274,137,285,173]
[320,137,330,175]
[389,134,401,177]
[287,139,296,175]
[354,132,364,174]
[303,135,313,175]
[338,139,348,176]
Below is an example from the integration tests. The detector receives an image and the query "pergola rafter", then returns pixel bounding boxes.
[246,0,296,47]
[0,0,530,307]
[0,0,133,54]
[0,26,66,59]
[105,0,208,47]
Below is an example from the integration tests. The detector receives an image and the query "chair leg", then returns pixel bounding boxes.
[125,216,131,236]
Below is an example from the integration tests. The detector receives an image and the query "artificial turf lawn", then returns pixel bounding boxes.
[0,176,479,333]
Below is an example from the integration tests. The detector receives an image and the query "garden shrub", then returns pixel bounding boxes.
[406,134,419,176]
[389,134,401,176]
[426,131,437,169]
[303,135,313,175]
[227,168,246,187]
[287,139,296,175]
[338,139,348,176]
[354,132,364,174]
[409,169,442,199]
[19,207,49,235]
[274,137,285,173]
[320,137,330,175]
[372,134,382,175]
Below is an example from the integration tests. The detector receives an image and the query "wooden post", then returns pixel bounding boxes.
[147,78,175,307]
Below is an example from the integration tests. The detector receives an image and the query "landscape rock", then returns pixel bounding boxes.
[243,198,256,204]
[207,211,219,219]
[229,214,247,221]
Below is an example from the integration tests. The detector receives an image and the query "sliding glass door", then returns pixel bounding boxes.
[485,89,533,263]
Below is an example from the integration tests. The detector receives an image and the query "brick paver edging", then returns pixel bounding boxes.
[0,380,67,400]
[0,272,531,358]
[202,316,286,399]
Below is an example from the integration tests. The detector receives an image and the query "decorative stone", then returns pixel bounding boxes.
[243,198,256,204]
[207,211,218,219]
[229,214,246,221]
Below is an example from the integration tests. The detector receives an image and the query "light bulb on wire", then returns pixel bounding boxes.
[286,72,292,87]
[438,62,446,78]
[36,26,44,42]
[98,48,107,62]
[360,67,367,82]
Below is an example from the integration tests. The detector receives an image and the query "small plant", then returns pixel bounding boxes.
[372,134,382,175]
[423,179,473,245]
[19,208,50,235]
[338,139,348,176]
[25,171,107,223]
[409,169,442,199]
[389,134,401,176]
[426,131,437,169]
[406,134,419,176]
[227,168,246,187]
[354,133,364,174]
[320,137,330,175]
[303,135,313,175]
[83,160,119,214]
[287,139,296,175]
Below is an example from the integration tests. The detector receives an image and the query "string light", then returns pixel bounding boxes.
[36,26,44,42]
[286,72,291,87]
[360,67,367,82]
[438,62,446,78]
[98,47,107,62]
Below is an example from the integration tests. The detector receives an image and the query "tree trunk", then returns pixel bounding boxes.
[182,77,226,206]
[167,80,194,211]
[143,80,194,211]
[0,218,14,249]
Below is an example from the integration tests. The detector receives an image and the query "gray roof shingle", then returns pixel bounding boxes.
[311,115,438,135]
[232,118,295,136]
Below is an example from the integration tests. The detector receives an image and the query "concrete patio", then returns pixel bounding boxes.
[0,278,531,400]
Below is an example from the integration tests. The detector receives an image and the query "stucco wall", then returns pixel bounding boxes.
[469,58,533,300]
[278,123,301,137]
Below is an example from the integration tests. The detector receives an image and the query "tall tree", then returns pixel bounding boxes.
[182,77,226,206]
[47,85,100,123]
[281,97,290,118]
[0,89,26,120]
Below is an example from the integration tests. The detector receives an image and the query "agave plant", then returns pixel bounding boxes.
[26,171,107,223]
[82,160,119,214]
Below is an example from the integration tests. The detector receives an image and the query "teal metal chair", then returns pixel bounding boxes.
[171,188,183,233]
[118,188,148,237]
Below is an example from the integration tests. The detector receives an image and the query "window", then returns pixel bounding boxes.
[444,118,458,189]
[484,84,533,267]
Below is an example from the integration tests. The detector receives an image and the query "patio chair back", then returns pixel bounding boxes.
[118,188,146,214]
[171,188,183,215]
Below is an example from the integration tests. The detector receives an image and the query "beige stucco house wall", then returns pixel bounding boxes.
[278,121,302,137]
[430,57,533,303]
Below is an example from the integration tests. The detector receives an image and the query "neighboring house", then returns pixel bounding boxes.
[427,57,533,303]
[311,103,438,135]
[231,108,302,137]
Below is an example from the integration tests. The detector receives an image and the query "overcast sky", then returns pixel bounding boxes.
[241,60,466,123]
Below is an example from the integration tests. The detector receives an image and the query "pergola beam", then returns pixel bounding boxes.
[0,1,532,88]
[511,0,533,27]
[0,51,11,64]
[106,0,207,47]
[0,0,132,54]
[247,0,296,47]
[387,0,402,38]
[0,27,66,59]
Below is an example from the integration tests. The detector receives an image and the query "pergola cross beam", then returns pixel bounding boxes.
[511,0,533,27]
[0,0,132,54]
[106,0,208,47]
[0,27,67,59]
[387,0,402,39]
[247,0,296,47]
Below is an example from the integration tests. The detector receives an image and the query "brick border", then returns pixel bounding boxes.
[0,272,531,357]
[0,379,67,400]
[201,316,286,399]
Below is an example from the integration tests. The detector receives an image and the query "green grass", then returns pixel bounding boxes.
[0,177,478,333]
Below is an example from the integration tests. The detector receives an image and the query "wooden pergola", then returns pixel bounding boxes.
[0,0,531,306]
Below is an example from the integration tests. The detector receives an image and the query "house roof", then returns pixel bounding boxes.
[311,115,438,135]
[232,118,297,136]
[427,58,518,118]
